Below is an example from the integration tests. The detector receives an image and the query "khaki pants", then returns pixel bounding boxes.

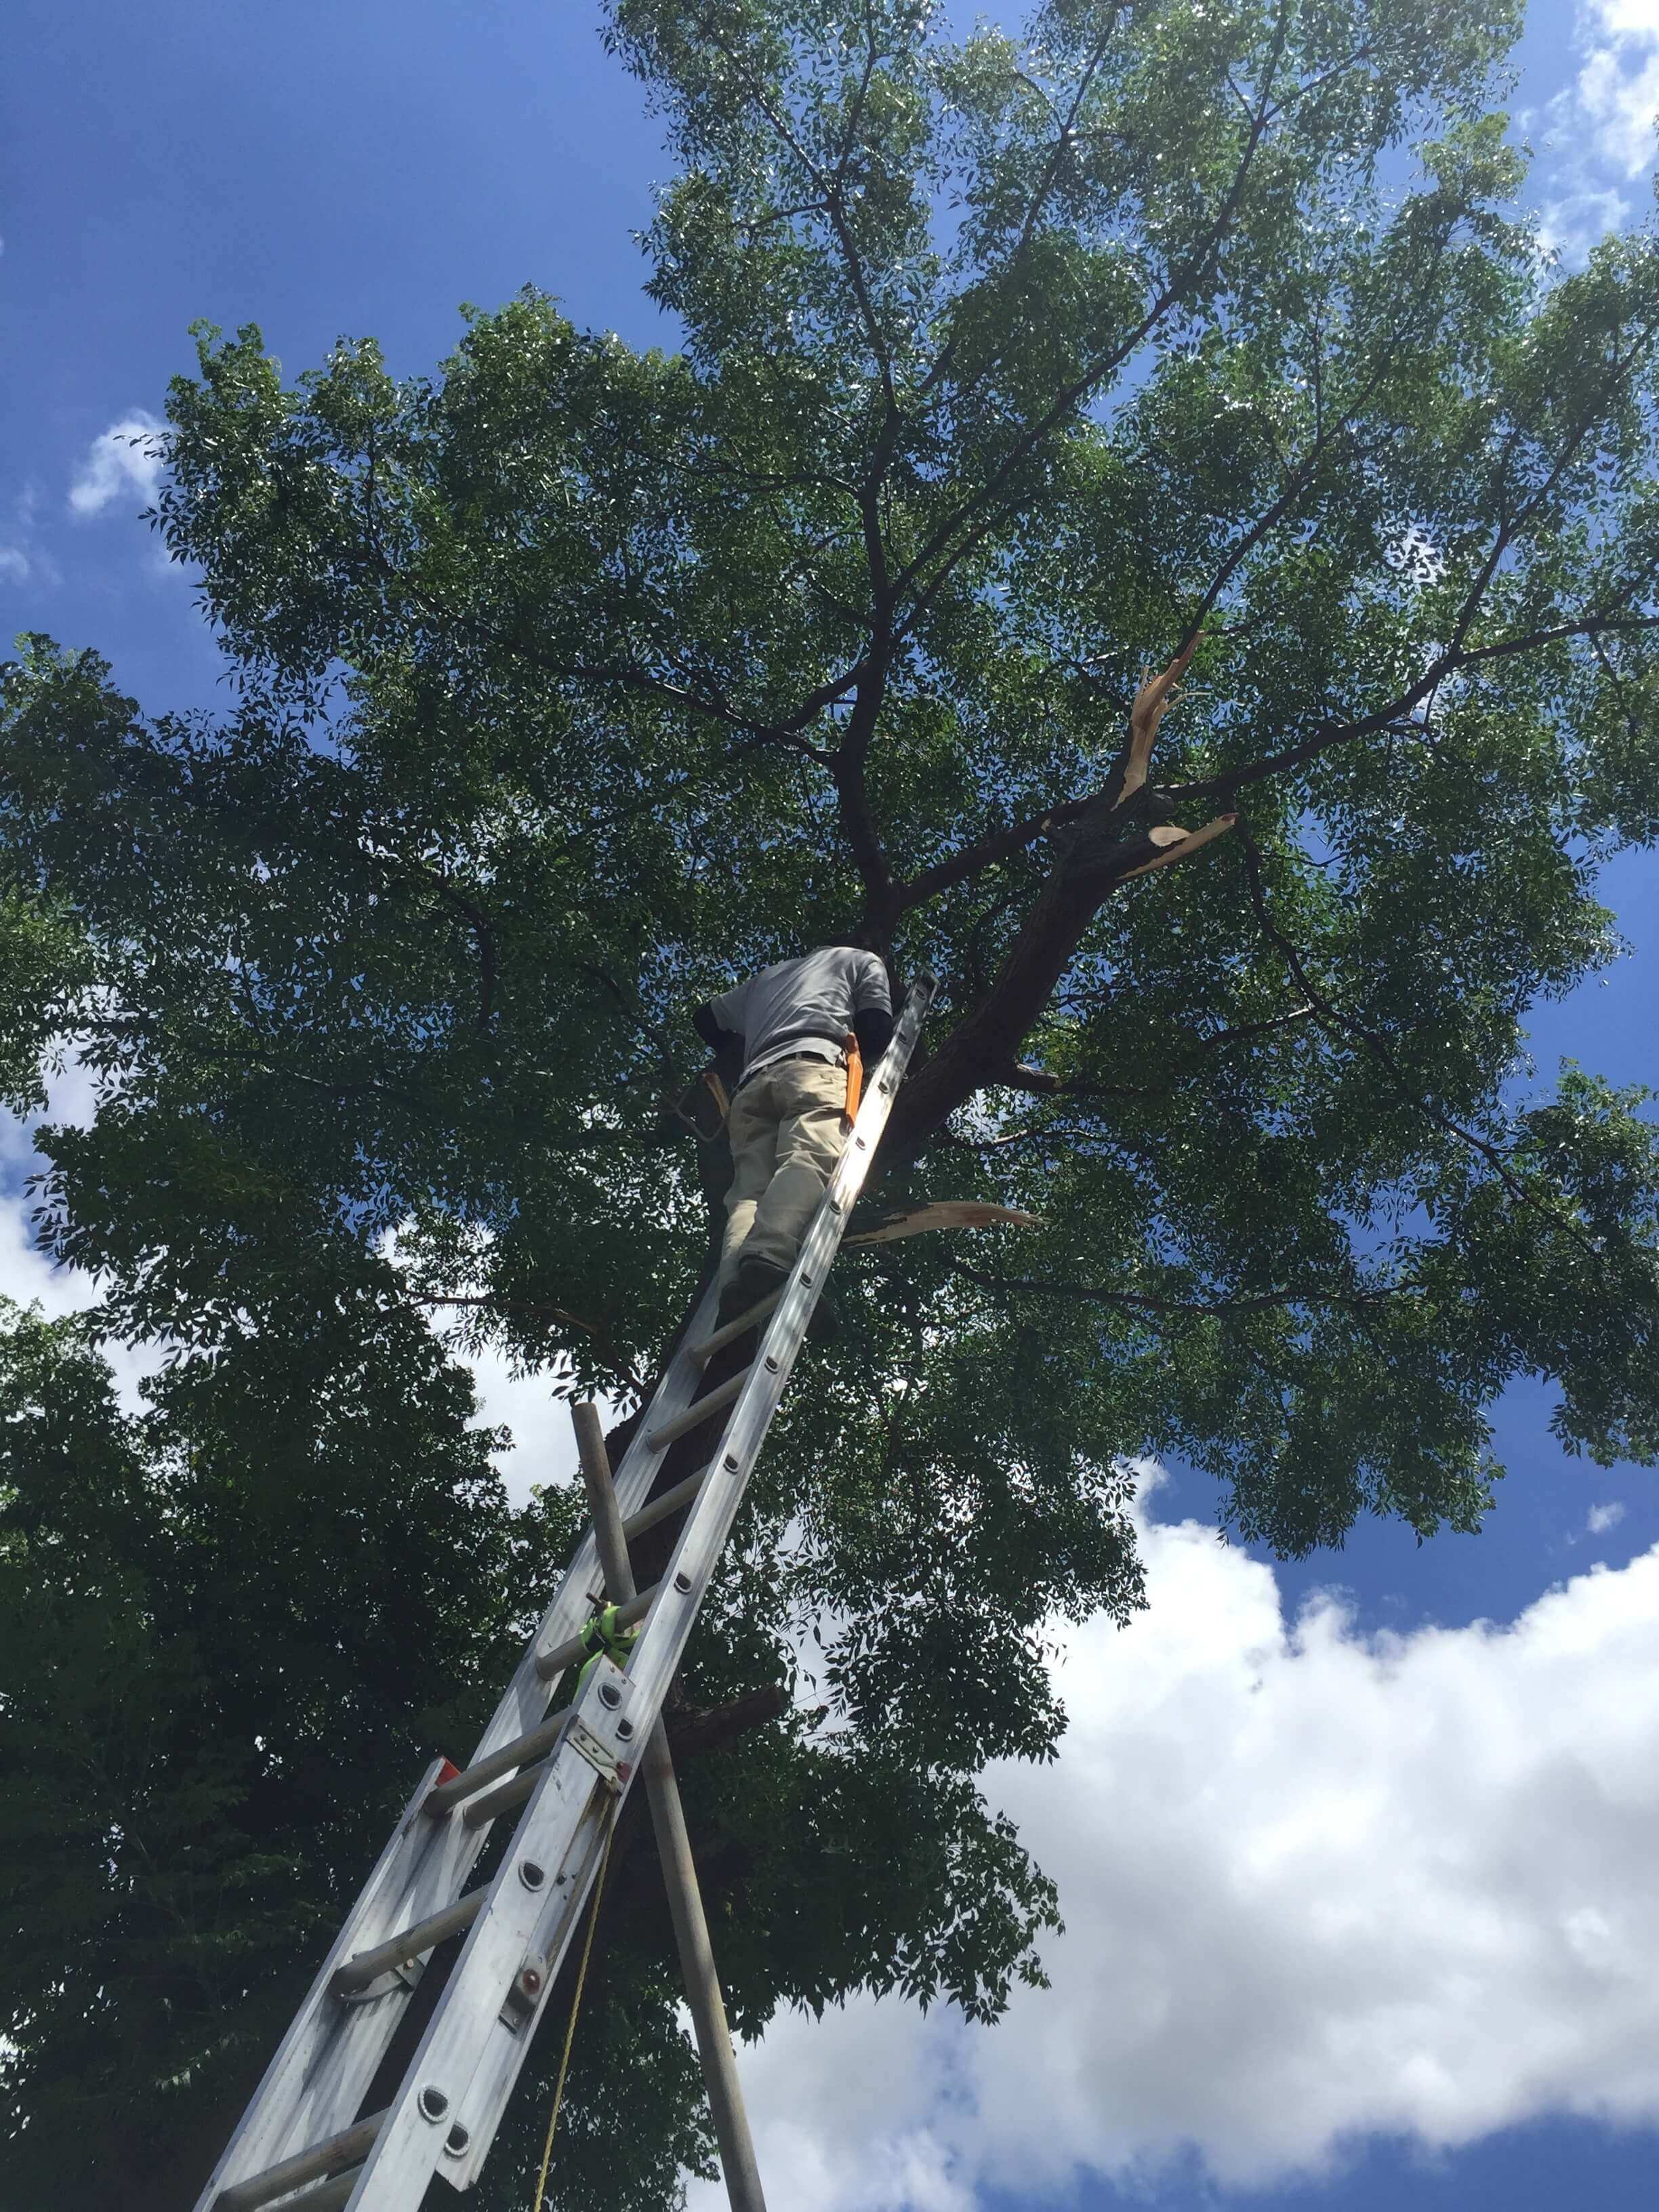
[720,1057,847,1281]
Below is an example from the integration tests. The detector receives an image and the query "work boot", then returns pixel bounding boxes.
[716,1255,788,1330]
[716,1254,840,1343]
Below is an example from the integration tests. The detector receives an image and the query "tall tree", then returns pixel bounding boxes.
[4,0,1659,2200]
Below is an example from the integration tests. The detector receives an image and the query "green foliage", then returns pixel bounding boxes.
[0,1298,531,2196]
[4,0,1659,2200]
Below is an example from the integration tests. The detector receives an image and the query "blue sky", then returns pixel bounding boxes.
[3,4,1658,2207]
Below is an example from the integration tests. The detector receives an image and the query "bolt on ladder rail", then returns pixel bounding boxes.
[191,972,938,2212]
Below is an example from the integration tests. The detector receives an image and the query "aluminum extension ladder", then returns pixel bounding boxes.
[191,972,937,2212]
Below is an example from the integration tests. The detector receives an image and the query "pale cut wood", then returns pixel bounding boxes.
[848,1201,1042,1245]
[1116,813,1237,883]
[1120,634,1202,802]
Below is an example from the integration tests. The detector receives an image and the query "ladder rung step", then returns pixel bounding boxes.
[535,1582,657,1681]
[215,2111,386,2212]
[647,1364,752,1450]
[331,1889,485,1998]
[462,1760,544,1828]
[425,1713,571,1817]
[247,2177,355,2212]
[619,1462,710,1541]
[689,1288,782,1364]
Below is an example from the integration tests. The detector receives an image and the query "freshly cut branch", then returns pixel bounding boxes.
[1115,813,1237,881]
[884,642,1238,1153]
[893,654,1210,917]
[1118,637,1203,806]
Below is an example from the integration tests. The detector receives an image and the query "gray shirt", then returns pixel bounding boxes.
[710,947,891,1082]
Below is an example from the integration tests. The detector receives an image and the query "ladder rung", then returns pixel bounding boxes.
[535,1583,657,1681]
[619,1462,710,1541]
[246,2177,355,2212]
[689,1288,782,1364]
[331,1889,485,1998]
[647,1364,752,1450]
[215,2111,386,2212]
[425,1713,571,1818]
[462,1761,543,1829]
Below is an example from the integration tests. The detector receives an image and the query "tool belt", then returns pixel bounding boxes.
[733,1038,848,1089]
[709,1034,863,1124]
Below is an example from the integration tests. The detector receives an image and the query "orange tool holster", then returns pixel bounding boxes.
[843,1032,863,1126]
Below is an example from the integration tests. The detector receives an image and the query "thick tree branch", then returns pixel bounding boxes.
[892,653,1201,914]
[886,803,1234,1154]
[895,792,1097,909]
[839,664,899,912]
[666,1681,790,1761]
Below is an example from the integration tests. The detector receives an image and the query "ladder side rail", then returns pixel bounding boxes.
[190,1758,479,2212]
[342,1661,641,2208]
[412,975,938,2192]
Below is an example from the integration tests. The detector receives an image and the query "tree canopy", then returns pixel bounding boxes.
[4,0,1659,2202]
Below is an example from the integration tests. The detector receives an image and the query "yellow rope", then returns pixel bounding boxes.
[530,1804,618,2212]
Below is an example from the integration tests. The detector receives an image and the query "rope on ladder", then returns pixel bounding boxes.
[530,1803,619,2212]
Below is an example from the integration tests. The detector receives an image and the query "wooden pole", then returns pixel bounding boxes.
[571,1404,768,2212]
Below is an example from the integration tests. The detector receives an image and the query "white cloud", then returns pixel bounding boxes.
[0,483,62,592]
[68,410,167,519]
[1576,0,1659,178]
[1538,180,1633,264]
[1533,1,1659,262]
[692,1490,1659,2207]
[0,1057,100,1316]
[462,1344,588,1506]
[2,1119,590,1465]
[1589,1500,1628,1535]
[1,1057,162,1411]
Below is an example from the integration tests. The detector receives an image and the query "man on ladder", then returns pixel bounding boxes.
[694,941,894,1325]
